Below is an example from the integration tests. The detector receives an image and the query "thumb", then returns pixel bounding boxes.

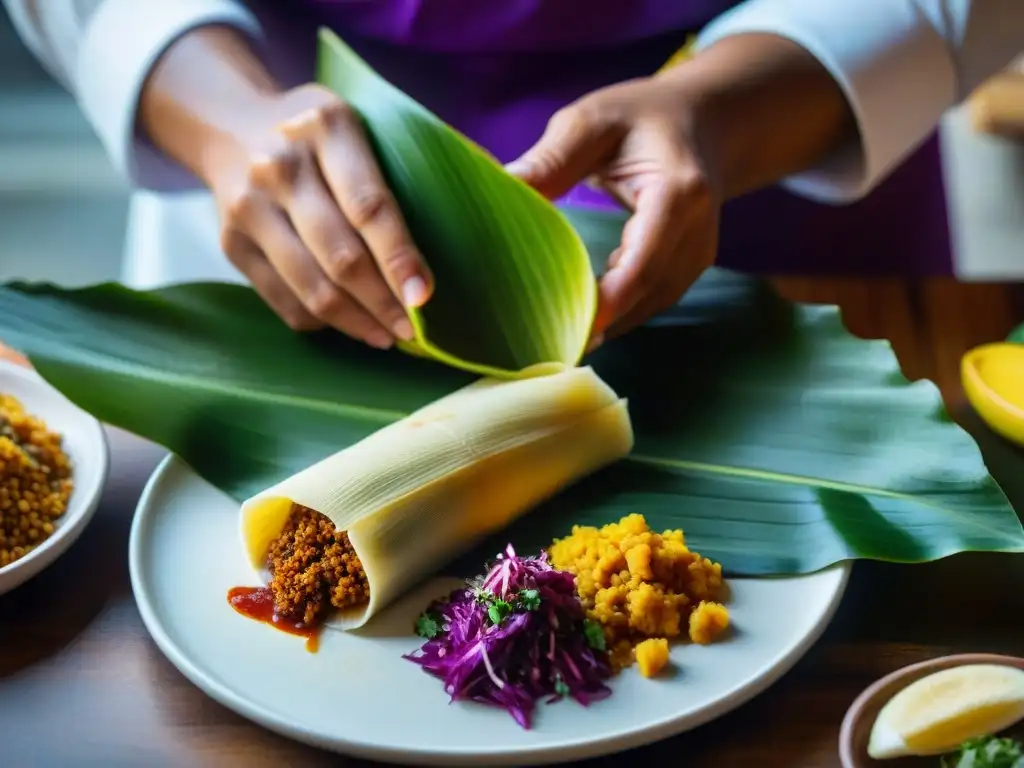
[505,104,621,200]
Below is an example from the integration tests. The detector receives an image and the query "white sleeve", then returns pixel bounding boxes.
[696,0,1024,203]
[2,0,262,192]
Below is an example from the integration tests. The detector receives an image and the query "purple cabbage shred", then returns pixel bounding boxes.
[404,544,612,729]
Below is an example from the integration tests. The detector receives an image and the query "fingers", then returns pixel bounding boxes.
[223,232,323,333]
[218,86,429,348]
[237,91,424,346]
[595,172,711,339]
[284,163,415,342]
[604,252,709,340]
[235,194,396,349]
[506,100,624,200]
[308,102,434,310]
[592,182,688,335]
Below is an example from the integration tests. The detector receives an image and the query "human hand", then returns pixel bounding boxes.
[507,75,722,346]
[206,84,433,348]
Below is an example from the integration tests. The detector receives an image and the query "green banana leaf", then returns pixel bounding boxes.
[1009,323,1024,344]
[1,28,1020,577]
[1,252,1021,576]
[316,28,596,379]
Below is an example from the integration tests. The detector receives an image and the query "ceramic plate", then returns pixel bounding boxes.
[0,360,109,595]
[130,456,850,766]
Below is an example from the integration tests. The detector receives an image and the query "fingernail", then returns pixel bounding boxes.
[504,160,530,178]
[366,330,394,350]
[402,276,429,308]
[392,316,414,341]
[586,333,605,354]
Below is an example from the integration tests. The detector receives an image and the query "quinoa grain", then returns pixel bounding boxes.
[266,504,369,626]
[0,394,73,568]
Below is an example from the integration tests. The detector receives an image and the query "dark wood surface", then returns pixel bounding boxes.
[1,278,1023,768]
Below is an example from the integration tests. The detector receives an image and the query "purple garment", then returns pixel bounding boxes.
[251,0,952,276]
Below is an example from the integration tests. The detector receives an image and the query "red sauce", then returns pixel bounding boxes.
[227,586,321,653]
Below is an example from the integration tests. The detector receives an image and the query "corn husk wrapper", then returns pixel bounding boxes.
[239,365,634,629]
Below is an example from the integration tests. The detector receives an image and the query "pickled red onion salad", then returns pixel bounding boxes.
[405,544,611,729]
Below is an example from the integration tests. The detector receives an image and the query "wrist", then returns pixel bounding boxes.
[651,64,730,204]
[139,26,283,188]
[194,88,285,191]
[655,33,854,200]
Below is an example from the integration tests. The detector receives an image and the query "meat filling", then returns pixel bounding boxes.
[266,503,370,626]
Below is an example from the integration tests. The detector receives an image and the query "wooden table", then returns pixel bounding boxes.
[2,349,1024,768]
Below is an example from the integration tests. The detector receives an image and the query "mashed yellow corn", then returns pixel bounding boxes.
[548,513,729,675]
[634,638,670,678]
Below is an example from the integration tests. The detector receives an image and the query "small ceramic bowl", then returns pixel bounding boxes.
[0,360,109,596]
[962,343,1024,448]
[839,653,1024,768]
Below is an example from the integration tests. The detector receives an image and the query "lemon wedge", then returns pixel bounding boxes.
[962,343,1024,448]
[868,664,1024,759]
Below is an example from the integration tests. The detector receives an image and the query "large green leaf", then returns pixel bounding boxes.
[1,240,1021,575]
[316,28,596,379]
[1,30,1019,575]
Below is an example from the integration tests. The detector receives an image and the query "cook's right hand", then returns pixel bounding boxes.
[207,84,434,349]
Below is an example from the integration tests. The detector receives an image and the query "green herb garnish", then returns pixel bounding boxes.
[487,598,514,626]
[414,611,442,639]
[475,588,544,626]
[583,619,607,652]
[941,735,1024,768]
[553,677,571,697]
[519,589,541,611]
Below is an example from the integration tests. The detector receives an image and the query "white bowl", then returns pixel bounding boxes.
[0,360,109,595]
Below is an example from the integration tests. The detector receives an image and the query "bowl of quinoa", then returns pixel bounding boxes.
[0,359,108,595]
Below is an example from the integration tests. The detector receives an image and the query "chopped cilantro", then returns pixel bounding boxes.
[583,619,606,652]
[414,612,442,639]
[487,598,514,626]
[474,588,542,626]
[518,589,541,611]
[941,736,1024,768]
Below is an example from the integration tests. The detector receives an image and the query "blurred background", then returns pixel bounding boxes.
[1,9,1021,288]
[0,9,127,287]
[0,7,1021,401]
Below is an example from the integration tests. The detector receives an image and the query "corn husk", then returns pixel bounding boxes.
[239,365,634,629]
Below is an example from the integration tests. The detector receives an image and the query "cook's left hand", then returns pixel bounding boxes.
[507,74,722,346]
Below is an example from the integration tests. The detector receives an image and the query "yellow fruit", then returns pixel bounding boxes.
[868,664,1024,759]
[962,343,1024,448]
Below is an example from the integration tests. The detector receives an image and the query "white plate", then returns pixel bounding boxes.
[0,360,109,595]
[130,456,850,766]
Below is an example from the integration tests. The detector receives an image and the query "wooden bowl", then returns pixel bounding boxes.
[839,653,1024,768]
